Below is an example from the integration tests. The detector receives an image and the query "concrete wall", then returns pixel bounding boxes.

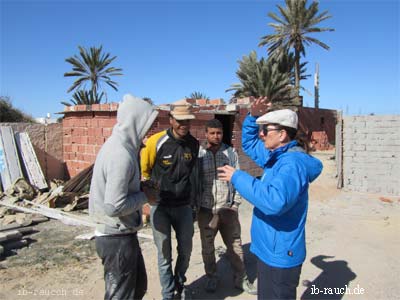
[0,122,65,181]
[342,115,400,195]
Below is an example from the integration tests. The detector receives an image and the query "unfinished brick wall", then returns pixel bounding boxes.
[62,102,263,178]
[0,122,64,180]
[62,102,337,178]
[62,104,118,178]
[298,107,337,150]
[342,115,400,195]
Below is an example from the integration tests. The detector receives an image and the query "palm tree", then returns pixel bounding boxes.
[259,0,334,97]
[270,51,310,91]
[188,92,209,100]
[61,90,105,106]
[226,51,295,105]
[64,45,123,104]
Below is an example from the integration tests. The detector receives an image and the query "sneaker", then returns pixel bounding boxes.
[235,276,257,295]
[204,276,218,293]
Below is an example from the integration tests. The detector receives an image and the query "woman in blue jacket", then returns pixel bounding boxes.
[218,98,323,300]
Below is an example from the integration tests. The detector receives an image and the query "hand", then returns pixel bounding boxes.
[217,165,236,182]
[142,186,158,204]
[249,96,272,116]
[141,180,159,204]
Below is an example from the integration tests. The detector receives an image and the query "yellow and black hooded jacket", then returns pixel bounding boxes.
[141,128,199,207]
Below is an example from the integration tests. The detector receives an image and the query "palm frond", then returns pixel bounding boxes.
[64,45,123,104]
[226,51,295,105]
[259,0,334,98]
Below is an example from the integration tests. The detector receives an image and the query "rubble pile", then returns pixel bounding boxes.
[0,126,94,256]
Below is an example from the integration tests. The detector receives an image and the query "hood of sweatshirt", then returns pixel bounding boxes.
[113,94,159,153]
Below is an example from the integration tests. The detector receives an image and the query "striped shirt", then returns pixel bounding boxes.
[198,143,242,211]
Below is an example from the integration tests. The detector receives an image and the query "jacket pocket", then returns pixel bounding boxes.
[274,231,294,255]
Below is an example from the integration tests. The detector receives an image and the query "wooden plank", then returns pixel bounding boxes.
[2,239,28,251]
[0,200,97,227]
[0,216,48,232]
[0,200,153,240]
[0,127,24,190]
[15,132,48,191]
[0,230,22,242]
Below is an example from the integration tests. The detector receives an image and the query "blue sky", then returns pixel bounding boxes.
[1,0,399,118]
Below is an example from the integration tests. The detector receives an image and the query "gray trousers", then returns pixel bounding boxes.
[197,207,246,280]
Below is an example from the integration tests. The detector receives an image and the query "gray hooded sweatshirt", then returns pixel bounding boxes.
[89,95,159,235]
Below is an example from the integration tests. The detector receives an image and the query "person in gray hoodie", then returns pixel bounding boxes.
[89,94,159,300]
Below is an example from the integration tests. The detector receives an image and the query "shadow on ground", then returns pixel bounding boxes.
[301,255,356,300]
[187,243,257,299]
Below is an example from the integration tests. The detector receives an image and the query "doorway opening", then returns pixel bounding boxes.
[215,114,235,146]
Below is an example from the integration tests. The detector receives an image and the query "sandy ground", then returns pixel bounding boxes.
[0,151,399,300]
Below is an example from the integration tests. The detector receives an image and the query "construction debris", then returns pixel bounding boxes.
[0,210,48,257]
[0,127,24,191]
[0,128,152,258]
[0,199,152,241]
[63,164,93,194]
[0,160,93,257]
[15,132,48,191]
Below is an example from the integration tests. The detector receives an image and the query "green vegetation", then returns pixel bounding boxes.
[188,92,209,100]
[0,96,35,122]
[259,0,334,96]
[62,45,123,106]
[226,51,294,103]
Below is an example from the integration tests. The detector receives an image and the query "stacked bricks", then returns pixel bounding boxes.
[342,115,400,195]
[311,131,334,151]
[298,107,337,151]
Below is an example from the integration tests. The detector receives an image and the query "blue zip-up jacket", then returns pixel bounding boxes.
[231,115,323,268]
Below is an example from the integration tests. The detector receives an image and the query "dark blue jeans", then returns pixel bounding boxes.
[257,258,302,300]
[95,233,147,300]
[150,204,194,300]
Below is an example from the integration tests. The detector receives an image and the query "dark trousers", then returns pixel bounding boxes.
[95,233,147,300]
[197,208,246,280]
[257,258,302,300]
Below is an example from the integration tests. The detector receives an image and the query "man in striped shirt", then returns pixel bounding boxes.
[197,119,257,295]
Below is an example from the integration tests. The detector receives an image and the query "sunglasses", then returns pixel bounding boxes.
[260,125,281,135]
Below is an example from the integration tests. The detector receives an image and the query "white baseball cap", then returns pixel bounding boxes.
[256,109,298,129]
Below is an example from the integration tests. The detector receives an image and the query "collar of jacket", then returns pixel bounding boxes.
[265,140,298,167]
[167,128,191,145]
[203,141,228,152]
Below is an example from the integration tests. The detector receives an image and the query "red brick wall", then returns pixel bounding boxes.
[63,104,117,177]
[298,107,337,150]
[62,103,337,177]
[62,103,263,178]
